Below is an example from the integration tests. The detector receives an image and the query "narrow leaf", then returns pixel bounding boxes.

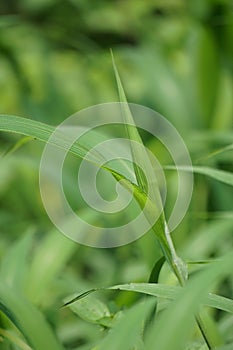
[2,136,33,157]
[111,50,162,204]
[148,256,166,283]
[0,328,32,350]
[111,53,187,284]
[0,283,64,350]
[165,165,233,186]
[64,282,233,315]
[144,252,233,350]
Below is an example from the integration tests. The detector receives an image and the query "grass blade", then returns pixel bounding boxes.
[2,136,33,157]
[111,52,187,285]
[165,165,233,186]
[144,253,233,350]
[0,283,64,350]
[0,328,32,350]
[0,233,33,292]
[111,50,162,203]
[0,115,92,161]
[64,282,233,315]
[26,230,76,304]
[93,299,155,350]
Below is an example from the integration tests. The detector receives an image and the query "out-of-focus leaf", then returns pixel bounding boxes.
[0,283,64,350]
[93,299,155,350]
[2,136,33,157]
[0,232,33,292]
[214,344,233,350]
[165,165,233,186]
[192,27,219,125]
[26,229,76,303]
[183,219,233,259]
[0,328,32,350]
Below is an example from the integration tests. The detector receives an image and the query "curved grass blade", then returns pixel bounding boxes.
[207,294,233,314]
[0,283,64,350]
[148,256,166,283]
[0,116,147,189]
[0,115,93,161]
[63,282,233,315]
[0,116,148,204]
[0,113,183,285]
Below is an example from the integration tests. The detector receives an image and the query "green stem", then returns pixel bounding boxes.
[116,165,216,349]
[158,222,187,286]
[156,222,218,349]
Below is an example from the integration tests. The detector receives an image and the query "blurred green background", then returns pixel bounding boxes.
[0,1,233,349]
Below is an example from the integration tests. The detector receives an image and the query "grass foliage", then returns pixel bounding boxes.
[0,1,232,349]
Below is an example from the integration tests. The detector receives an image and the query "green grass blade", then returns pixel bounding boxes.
[0,283,64,350]
[0,115,92,161]
[183,219,233,259]
[111,284,233,315]
[111,53,188,285]
[0,233,33,292]
[64,282,233,315]
[62,289,98,308]
[148,256,166,283]
[109,283,177,300]
[0,115,163,237]
[144,252,233,350]
[2,136,33,157]
[165,165,233,186]
[198,143,233,162]
[26,229,76,304]
[196,309,224,348]
[0,115,137,186]
[111,51,148,193]
[111,50,162,204]
[206,294,233,314]
[94,299,155,350]
[0,328,32,350]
